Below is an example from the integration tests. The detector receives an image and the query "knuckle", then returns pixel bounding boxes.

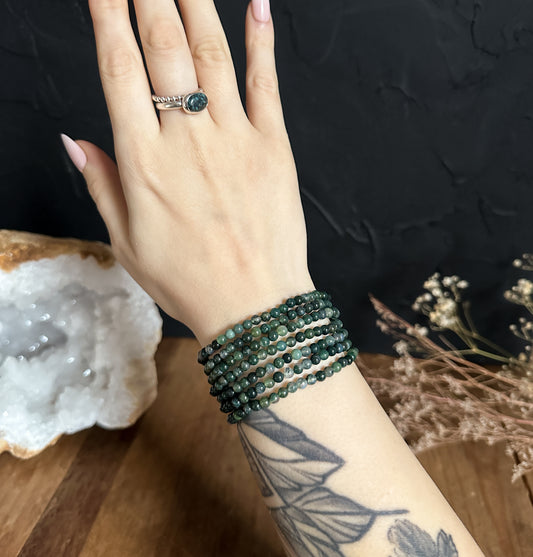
[99,46,139,81]
[248,72,279,94]
[144,20,184,55]
[193,37,229,65]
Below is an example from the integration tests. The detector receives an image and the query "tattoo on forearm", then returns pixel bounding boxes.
[238,410,458,557]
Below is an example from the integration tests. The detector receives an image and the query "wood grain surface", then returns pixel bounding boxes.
[1,338,531,557]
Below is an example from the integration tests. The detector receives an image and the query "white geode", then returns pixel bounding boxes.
[0,230,162,458]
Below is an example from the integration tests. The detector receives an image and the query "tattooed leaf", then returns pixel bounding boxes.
[436,530,459,557]
[388,519,458,557]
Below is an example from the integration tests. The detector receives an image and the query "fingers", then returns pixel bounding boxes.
[244,1,286,137]
[89,0,159,137]
[178,0,245,125]
[69,138,130,250]
[133,0,199,115]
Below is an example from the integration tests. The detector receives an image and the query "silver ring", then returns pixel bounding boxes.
[152,88,208,114]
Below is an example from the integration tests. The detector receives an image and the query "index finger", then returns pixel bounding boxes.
[89,0,160,137]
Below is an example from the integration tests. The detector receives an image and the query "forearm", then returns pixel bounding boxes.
[237,361,484,556]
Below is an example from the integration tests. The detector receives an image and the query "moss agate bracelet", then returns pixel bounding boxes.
[198,291,358,424]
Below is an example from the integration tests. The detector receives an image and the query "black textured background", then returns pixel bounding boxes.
[1,0,532,353]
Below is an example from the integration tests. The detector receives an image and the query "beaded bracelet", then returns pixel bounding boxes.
[198,291,358,424]
[201,297,336,376]
[226,348,358,424]
[207,320,347,390]
[219,339,355,415]
[197,290,330,364]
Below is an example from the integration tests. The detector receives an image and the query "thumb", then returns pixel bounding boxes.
[61,134,128,247]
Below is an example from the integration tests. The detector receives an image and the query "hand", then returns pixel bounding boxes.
[65,0,314,344]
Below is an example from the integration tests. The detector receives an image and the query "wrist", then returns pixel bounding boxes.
[190,274,316,347]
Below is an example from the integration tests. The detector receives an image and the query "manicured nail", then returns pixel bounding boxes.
[60,133,87,172]
[252,0,270,23]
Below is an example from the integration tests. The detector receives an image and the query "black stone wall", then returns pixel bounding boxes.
[1,0,532,352]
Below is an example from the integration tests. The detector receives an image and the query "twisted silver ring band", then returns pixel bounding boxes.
[152,88,208,114]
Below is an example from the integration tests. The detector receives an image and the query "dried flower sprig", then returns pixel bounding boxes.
[366,255,533,481]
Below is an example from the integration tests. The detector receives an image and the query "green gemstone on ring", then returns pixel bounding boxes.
[184,91,208,113]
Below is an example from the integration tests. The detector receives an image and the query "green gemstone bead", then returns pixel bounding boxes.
[293,364,303,374]
[307,374,317,385]
[279,304,288,314]
[277,325,288,337]
[240,361,250,372]
[260,324,270,334]
[256,366,266,378]
[256,382,266,394]
[268,331,279,342]
[278,387,288,398]
[297,378,308,389]
[225,329,235,340]
[292,349,302,360]
[301,346,311,357]
[296,318,305,328]
[264,377,275,388]
[257,349,267,361]
[303,315,312,325]
[265,363,275,374]
[273,371,284,383]
[287,322,297,332]
[267,345,277,356]
[239,377,250,389]
[288,382,298,393]
[269,392,280,404]
[243,319,253,330]
[232,383,242,393]
[248,354,259,366]
[251,326,261,338]
[276,340,287,352]
[260,337,270,347]
[260,397,271,408]
[225,372,235,382]
[319,350,330,361]
[274,358,284,369]
[270,308,281,318]
[234,351,243,361]
[316,370,327,381]
[217,334,227,345]
[261,312,271,322]
[305,329,314,339]
[239,393,249,404]
[250,399,261,411]
[286,337,296,347]
[325,366,334,377]
[332,362,342,373]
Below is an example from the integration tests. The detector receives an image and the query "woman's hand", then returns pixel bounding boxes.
[65,0,314,344]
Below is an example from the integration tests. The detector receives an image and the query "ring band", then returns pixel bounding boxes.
[152,88,208,114]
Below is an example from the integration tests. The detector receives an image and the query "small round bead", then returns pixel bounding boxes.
[284,367,294,379]
[276,340,287,352]
[286,337,296,347]
[297,378,308,389]
[234,351,243,361]
[260,324,270,334]
[274,358,285,369]
[239,378,250,389]
[242,333,253,344]
[256,382,266,394]
[251,326,261,338]
[311,354,321,365]
[332,361,342,373]
[301,346,311,357]
[267,345,277,356]
[233,382,242,393]
[257,349,268,361]
[242,403,252,415]
[264,377,275,389]
[256,366,266,378]
[316,370,327,381]
[278,387,288,398]
[268,331,279,342]
[247,372,258,384]
[269,392,280,404]
[279,315,289,325]
[292,349,302,360]
[270,307,281,318]
[273,371,284,383]
[260,337,270,347]
[286,297,296,307]
[307,374,317,385]
[277,325,288,337]
[234,323,244,334]
[279,304,288,314]
[250,399,261,411]
[293,364,303,375]
[249,354,259,366]
[261,312,271,322]
[325,366,334,377]
[243,319,253,330]
[239,392,249,404]
[217,334,227,345]
[283,353,292,364]
[302,359,312,370]
[240,361,251,372]
[247,387,257,399]
[319,350,330,361]
[260,397,271,409]
[288,382,298,393]
[295,332,305,343]
[251,315,261,325]
[225,328,236,340]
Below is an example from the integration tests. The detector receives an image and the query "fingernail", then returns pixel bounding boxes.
[252,0,270,23]
[60,133,87,172]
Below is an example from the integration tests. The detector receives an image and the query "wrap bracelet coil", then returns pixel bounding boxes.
[198,291,358,424]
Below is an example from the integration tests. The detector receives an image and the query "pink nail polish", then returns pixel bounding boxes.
[252,0,270,23]
[60,133,87,172]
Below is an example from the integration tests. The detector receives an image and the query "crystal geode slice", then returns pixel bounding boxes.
[0,230,162,458]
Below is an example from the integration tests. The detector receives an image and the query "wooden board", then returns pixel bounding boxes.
[0,338,531,556]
